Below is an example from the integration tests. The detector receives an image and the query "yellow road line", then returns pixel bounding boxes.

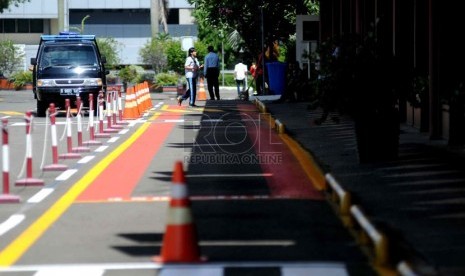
[0,113,160,266]
[0,111,23,116]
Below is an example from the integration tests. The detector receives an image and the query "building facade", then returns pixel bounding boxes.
[0,0,197,66]
[318,0,465,147]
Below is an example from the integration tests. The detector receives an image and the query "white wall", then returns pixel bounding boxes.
[0,0,57,18]
[68,0,192,9]
[296,15,319,78]
[1,0,193,16]
[1,0,196,65]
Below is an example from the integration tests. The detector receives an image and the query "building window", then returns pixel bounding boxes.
[0,19,43,33]
[30,19,43,33]
[17,19,29,33]
[3,19,15,33]
[168,9,179,24]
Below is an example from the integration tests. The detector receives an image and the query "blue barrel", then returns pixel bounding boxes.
[266,62,287,95]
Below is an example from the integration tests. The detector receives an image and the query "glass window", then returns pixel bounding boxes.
[168,9,179,24]
[43,45,97,66]
[30,19,43,33]
[17,19,29,33]
[4,19,15,33]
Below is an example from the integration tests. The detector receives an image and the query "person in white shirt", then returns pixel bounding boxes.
[234,61,248,96]
[177,47,203,107]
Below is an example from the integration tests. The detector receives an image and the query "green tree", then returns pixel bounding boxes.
[0,0,30,13]
[97,37,122,69]
[139,36,168,73]
[165,40,185,74]
[189,0,318,58]
[0,40,24,77]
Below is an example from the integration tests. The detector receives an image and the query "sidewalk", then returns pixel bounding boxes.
[258,99,465,276]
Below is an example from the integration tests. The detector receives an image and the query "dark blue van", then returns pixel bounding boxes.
[30,32,108,117]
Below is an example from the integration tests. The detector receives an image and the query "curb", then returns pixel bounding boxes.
[254,98,404,275]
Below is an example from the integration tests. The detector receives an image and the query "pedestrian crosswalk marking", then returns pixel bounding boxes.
[0,262,349,275]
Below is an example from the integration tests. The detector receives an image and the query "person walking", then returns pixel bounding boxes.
[178,47,203,107]
[249,61,257,94]
[234,60,248,97]
[204,46,221,100]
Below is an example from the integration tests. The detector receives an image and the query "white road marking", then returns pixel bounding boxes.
[202,119,223,122]
[0,214,25,236]
[107,137,119,143]
[0,262,348,275]
[55,169,78,181]
[94,145,108,152]
[27,188,54,203]
[78,155,95,164]
[164,119,185,123]
[119,128,129,134]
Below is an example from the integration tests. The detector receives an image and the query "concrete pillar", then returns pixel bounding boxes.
[58,0,64,32]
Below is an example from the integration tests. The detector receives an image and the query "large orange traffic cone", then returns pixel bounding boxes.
[197,77,207,101]
[153,161,205,263]
[122,86,140,119]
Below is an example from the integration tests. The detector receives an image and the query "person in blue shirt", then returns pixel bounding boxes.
[203,46,221,100]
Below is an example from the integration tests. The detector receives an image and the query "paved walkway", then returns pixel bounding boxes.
[257,98,465,276]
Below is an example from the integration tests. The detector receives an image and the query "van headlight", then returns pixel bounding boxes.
[83,78,102,86]
[37,79,55,87]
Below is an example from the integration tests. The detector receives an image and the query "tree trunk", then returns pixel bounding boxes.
[150,0,159,37]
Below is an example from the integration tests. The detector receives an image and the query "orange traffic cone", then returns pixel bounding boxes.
[143,81,153,110]
[153,161,205,263]
[197,77,207,101]
[122,86,140,119]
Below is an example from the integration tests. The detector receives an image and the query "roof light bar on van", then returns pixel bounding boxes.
[40,34,96,41]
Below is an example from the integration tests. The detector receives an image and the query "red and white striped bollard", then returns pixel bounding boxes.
[104,90,120,133]
[94,91,111,138]
[72,97,90,152]
[59,99,81,159]
[15,111,44,186]
[43,103,68,171]
[0,118,20,203]
[83,93,102,145]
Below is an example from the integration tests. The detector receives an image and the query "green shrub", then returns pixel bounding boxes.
[220,72,253,86]
[137,71,155,84]
[9,71,32,90]
[154,72,180,86]
[118,65,145,84]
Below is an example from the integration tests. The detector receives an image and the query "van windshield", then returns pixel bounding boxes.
[40,45,98,67]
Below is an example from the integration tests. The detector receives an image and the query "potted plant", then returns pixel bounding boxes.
[9,71,32,90]
[118,65,139,93]
[153,72,180,93]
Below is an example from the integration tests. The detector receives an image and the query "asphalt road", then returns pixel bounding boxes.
[0,89,376,276]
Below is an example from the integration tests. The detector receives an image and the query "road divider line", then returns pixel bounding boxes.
[94,146,108,152]
[78,155,95,164]
[27,188,54,203]
[0,261,347,273]
[0,113,159,266]
[107,137,119,143]
[55,169,78,181]
[0,215,25,236]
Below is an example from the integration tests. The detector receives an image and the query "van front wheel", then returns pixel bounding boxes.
[36,100,47,117]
